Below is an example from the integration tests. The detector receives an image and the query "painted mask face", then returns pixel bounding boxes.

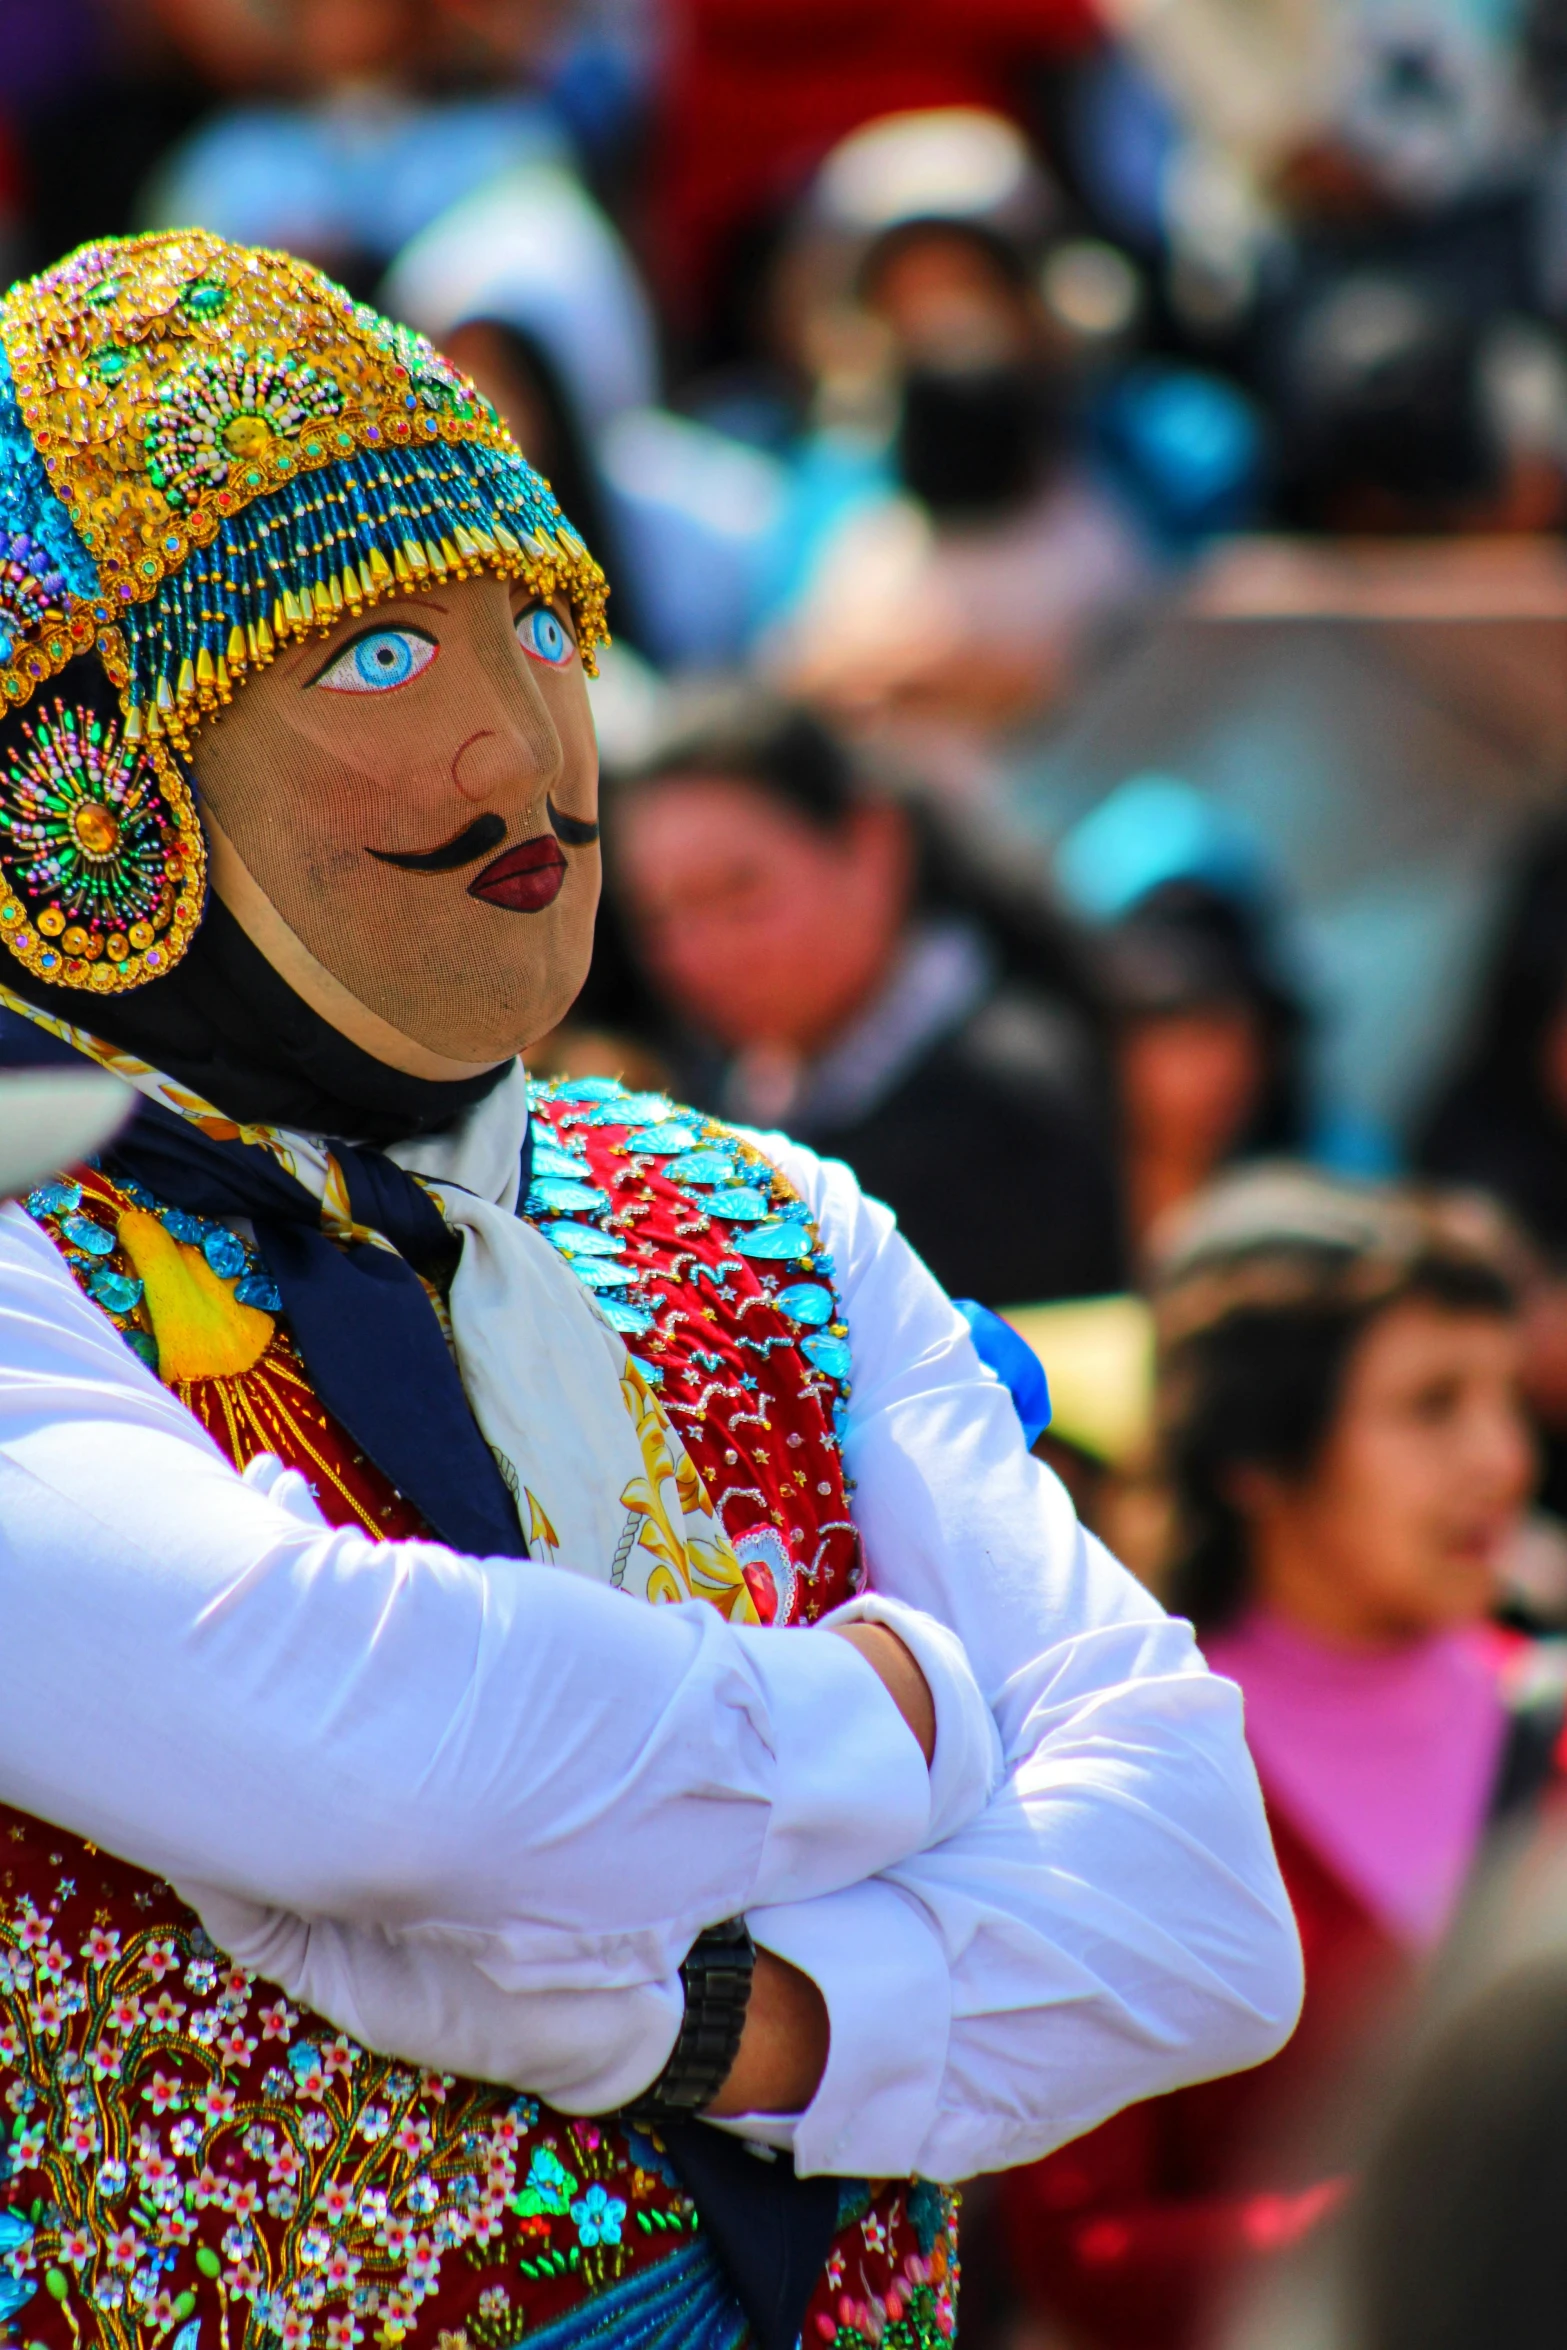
[192,571,600,1073]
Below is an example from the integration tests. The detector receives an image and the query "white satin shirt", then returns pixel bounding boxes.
[0,1129,1301,2182]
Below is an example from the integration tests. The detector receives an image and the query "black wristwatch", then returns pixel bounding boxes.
[625,1917,756,2123]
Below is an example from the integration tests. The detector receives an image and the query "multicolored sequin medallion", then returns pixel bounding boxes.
[0,694,204,989]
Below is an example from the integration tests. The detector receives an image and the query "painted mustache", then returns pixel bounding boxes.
[367,812,507,874]
[548,799,599,848]
[367,798,600,877]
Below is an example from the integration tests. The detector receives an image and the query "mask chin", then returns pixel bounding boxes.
[203,807,507,1083]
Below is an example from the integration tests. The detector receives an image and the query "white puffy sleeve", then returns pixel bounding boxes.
[722,1134,1303,2181]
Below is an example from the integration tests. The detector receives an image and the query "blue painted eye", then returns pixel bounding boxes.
[518,605,574,667]
[315,627,436,693]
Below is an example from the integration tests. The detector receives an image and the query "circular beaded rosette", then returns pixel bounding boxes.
[0,693,204,989]
[143,342,348,508]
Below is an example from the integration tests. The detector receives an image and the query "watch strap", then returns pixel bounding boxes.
[625,1916,756,2122]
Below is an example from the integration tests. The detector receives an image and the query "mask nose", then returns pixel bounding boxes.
[451,719,561,809]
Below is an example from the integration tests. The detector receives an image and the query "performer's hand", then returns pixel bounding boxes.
[697,1629,933,2120]
[705,1949,830,2118]
[829,1620,936,1764]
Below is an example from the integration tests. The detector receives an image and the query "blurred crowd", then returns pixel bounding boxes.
[16,1,1567,2344]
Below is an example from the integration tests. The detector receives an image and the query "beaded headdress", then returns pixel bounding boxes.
[0,228,608,997]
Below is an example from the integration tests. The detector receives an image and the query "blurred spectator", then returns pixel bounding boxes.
[1054,775,1337,1254]
[140,0,565,294]
[1340,1946,1567,2350]
[1095,0,1540,343]
[1115,0,1538,213]
[385,165,787,669]
[1224,1820,1567,2350]
[1268,274,1567,533]
[1055,772,1400,1220]
[1419,816,1567,1256]
[1104,878,1311,1253]
[647,0,1100,352]
[1000,1164,1546,2350]
[760,109,1158,736]
[605,690,1125,1305]
[1419,816,1567,1524]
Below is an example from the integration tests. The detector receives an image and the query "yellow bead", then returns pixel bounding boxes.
[71,801,120,857]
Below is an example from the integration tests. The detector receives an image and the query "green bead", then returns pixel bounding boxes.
[43,2271,67,2302]
[195,2248,221,2280]
[173,2292,197,2319]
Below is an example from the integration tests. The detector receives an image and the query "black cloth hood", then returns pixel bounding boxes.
[1,894,514,1145]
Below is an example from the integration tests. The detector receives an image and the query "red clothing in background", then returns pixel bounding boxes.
[997,1797,1408,2350]
[1000,1613,1566,2350]
[650,0,1103,328]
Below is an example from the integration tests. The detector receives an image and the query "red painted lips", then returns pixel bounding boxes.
[468,835,567,913]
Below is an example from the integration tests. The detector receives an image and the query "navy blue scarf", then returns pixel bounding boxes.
[1,1013,530,1560]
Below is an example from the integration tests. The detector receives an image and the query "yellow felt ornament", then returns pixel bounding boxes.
[116,1206,274,1381]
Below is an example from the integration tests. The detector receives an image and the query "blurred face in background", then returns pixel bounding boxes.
[613,773,914,1059]
[861,225,1036,368]
[1122,1005,1267,1163]
[1120,1002,1270,1244]
[1236,1300,1534,1645]
[293,0,420,82]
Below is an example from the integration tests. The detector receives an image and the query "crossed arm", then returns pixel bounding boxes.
[0,1151,1302,2177]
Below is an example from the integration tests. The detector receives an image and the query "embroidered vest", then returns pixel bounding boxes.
[0,1079,959,2350]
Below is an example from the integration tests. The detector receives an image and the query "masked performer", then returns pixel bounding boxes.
[0,229,1300,2350]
